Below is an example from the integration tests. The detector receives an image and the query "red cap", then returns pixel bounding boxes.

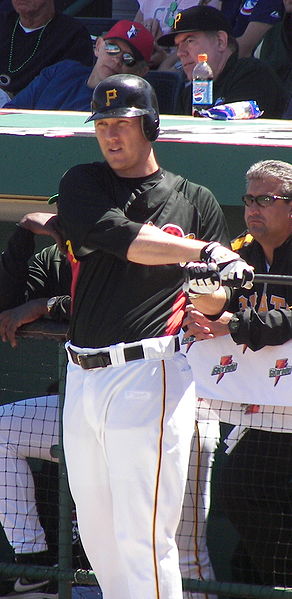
[104,20,154,63]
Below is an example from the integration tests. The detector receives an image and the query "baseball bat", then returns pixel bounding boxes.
[222,273,292,288]
[223,274,292,287]
[252,274,292,286]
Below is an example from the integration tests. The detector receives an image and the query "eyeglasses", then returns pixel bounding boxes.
[104,41,137,66]
[242,194,292,208]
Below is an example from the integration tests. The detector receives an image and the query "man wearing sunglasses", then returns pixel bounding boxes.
[2,20,154,110]
[183,159,292,589]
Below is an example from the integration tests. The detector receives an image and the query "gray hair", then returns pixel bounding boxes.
[246,160,292,196]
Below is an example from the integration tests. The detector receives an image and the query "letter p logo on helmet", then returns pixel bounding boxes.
[106,88,118,107]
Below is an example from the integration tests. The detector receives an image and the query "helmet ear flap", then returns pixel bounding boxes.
[141,113,160,142]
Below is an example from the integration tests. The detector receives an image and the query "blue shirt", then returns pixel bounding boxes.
[221,0,283,37]
[4,60,93,110]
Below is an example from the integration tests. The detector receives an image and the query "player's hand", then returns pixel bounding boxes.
[19,212,66,253]
[0,299,48,348]
[200,242,254,289]
[183,306,232,341]
[185,261,221,296]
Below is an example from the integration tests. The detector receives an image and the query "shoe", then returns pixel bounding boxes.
[0,577,58,599]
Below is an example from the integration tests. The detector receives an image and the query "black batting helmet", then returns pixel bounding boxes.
[85,74,160,142]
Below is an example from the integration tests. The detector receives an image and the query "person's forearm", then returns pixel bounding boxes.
[126,224,207,264]
[190,287,229,316]
[236,22,272,57]
[134,9,143,22]
[0,298,49,348]
[231,308,292,350]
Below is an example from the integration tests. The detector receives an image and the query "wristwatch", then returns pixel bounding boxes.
[47,296,58,316]
[228,314,240,334]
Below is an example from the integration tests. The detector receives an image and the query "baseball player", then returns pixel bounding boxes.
[52,73,253,599]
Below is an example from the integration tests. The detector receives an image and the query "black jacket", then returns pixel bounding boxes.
[229,232,292,351]
[182,51,288,118]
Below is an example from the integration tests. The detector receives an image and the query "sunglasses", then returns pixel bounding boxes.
[242,194,292,208]
[104,41,137,66]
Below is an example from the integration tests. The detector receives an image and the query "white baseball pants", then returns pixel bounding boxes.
[63,343,195,599]
[0,395,59,554]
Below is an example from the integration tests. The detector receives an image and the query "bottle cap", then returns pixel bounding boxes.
[198,53,207,62]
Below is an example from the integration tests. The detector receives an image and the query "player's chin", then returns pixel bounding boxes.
[105,152,126,168]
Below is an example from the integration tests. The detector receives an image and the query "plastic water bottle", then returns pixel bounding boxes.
[192,53,213,116]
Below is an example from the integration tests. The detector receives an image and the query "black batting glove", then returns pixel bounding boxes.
[200,242,254,289]
[185,262,221,297]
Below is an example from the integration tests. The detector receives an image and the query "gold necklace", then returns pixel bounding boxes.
[0,17,52,87]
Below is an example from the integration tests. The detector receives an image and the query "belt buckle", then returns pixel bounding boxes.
[76,353,89,368]
[76,351,111,369]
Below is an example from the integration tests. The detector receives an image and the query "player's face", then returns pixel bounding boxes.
[175,31,220,81]
[244,177,292,246]
[94,116,152,177]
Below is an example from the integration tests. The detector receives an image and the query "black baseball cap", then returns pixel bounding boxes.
[157,6,232,47]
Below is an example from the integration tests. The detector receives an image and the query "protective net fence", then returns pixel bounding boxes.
[0,325,102,599]
[0,324,292,599]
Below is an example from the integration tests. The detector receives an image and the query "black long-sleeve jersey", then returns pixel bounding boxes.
[0,226,71,319]
[229,232,292,351]
[58,162,230,348]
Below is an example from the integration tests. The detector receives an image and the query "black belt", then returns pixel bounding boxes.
[68,337,180,370]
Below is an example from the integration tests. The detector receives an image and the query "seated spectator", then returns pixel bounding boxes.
[0,0,94,96]
[157,5,288,118]
[258,0,292,96]
[221,0,284,57]
[135,0,222,70]
[3,20,154,111]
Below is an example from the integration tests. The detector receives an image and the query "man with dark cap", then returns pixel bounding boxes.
[158,5,288,118]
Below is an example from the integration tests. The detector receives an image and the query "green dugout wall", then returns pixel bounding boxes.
[0,110,291,236]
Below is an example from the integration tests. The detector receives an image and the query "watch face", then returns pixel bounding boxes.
[47,297,57,312]
[229,316,240,333]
